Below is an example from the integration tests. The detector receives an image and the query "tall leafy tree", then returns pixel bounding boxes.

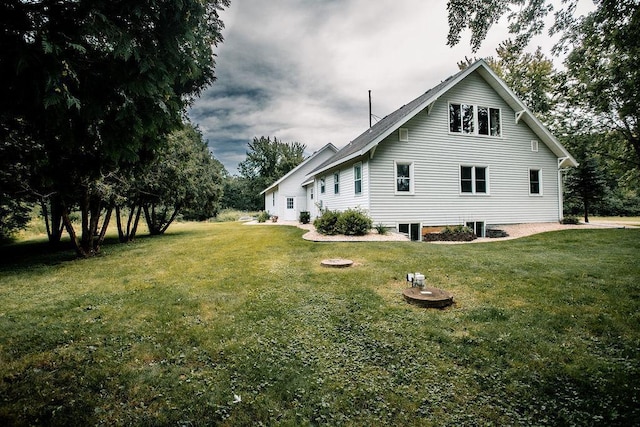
[119,123,224,237]
[458,40,558,119]
[237,136,306,210]
[562,1,640,171]
[0,0,229,256]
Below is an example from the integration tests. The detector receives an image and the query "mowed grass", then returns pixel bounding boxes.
[1,222,639,426]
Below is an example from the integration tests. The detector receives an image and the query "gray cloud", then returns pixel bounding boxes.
[189,0,565,175]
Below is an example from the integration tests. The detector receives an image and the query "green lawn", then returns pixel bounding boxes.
[1,222,639,426]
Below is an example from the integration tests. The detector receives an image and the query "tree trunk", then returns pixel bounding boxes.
[130,205,142,240]
[143,204,161,235]
[95,205,113,252]
[159,206,181,234]
[115,204,143,242]
[62,206,88,258]
[584,199,590,223]
[64,189,109,257]
[41,196,64,245]
[630,135,640,171]
[115,205,125,242]
[79,189,94,255]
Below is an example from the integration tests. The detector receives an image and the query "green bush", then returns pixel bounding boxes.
[313,209,341,235]
[561,216,580,225]
[424,224,476,242]
[441,224,473,235]
[257,211,271,223]
[374,223,388,235]
[299,211,310,224]
[336,208,373,236]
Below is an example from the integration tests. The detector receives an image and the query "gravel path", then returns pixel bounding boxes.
[244,219,635,243]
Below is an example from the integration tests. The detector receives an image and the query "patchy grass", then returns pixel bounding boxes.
[1,222,639,426]
[591,216,640,227]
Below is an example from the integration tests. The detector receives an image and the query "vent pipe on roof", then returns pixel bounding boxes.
[369,90,372,128]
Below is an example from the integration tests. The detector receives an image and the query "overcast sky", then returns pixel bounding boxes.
[188,0,589,175]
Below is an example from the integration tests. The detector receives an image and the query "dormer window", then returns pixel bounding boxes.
[450,103,501,137]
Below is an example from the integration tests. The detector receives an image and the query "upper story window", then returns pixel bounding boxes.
[334,172,340,194]
[354,163,362,195]
[320,177,325,194]
[461,165,488,194]
[529,169,541,195]
[395,161,414,194]
[449,103,474,134]
[450,103,501,137]
[478,106,501,136]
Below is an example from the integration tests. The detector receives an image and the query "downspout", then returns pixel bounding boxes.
[557,157,568,222]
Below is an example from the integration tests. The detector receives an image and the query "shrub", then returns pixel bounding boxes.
[441,224,473,235]
[335,208,373,236]
[313,209,341,235]
[257,211,271,223]
[424,224,477,242]
[213,209,259,222]
[299,211,310,224]
[486,228,508,238]
[561,216,580,225]
[374,223,388,235]
[313,208,374,236]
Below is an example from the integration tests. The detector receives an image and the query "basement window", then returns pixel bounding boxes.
[399,223,421,241]
[466,221,485,237]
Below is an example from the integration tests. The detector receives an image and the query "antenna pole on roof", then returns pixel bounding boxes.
[369,90,372,128]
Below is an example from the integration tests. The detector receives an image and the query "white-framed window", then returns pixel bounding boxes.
[531,140,539,152]
[529,168,542,195]
[320,177,325,194]
[333,172,340,194]
[272,192,275,206]
[450,103,501,137]
[466,221,486,237]
[460,165,488,194]
[354,163,362,195]
[286,197,294,209]
[395,161,414,194]
[310,187,314,200]
[449,103,474,134]
[399,128,409,142]
[478,106,501,136]
[398,223,421,241]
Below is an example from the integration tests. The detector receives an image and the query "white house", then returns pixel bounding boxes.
[302,59,578,240]
[261,143,338,221]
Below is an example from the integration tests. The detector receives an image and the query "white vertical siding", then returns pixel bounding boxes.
[368,72,562,227]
